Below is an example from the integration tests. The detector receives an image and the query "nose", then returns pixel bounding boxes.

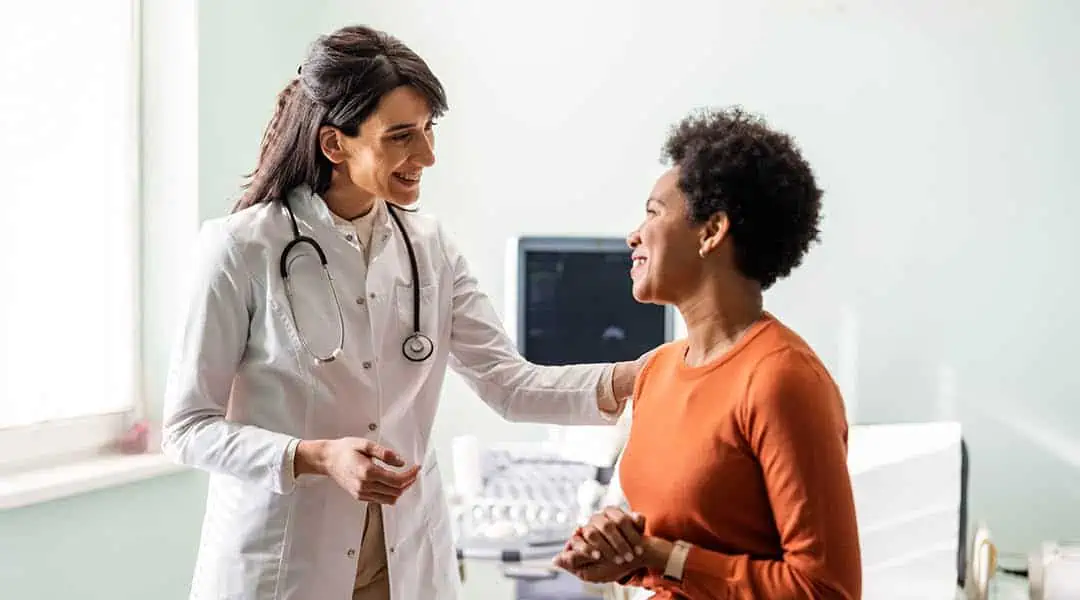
[626,228,641,249]
[413,130,435,167]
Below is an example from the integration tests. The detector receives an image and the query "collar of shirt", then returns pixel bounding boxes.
[329,199,384,263]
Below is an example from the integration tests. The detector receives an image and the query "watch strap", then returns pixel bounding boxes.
[662,540,692,582]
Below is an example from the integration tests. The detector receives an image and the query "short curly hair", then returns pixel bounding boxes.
[663,107,822,289]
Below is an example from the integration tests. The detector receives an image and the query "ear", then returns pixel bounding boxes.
[697,212,730,258]
[318,126,348,164]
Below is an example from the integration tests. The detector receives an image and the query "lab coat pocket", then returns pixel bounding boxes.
[392,457,459,597]
[393,281,442,364]
[394,281,436,330]
[424,459,461,594]
[192,481,285,600]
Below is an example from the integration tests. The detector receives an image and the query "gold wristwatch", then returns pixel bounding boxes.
[662,540,692,582]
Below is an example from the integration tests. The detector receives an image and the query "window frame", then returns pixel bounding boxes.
[0,0,144,475]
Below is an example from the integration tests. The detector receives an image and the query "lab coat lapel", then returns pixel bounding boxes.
[366,201,396,267]
[286,185,333,227]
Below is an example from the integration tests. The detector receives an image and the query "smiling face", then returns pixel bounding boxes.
[320,85,436,206]
[626,167,711,305]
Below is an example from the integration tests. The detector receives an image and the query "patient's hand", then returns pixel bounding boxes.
[553,507,647,583]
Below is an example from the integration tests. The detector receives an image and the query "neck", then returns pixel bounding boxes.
[677,274,764,367]
[322,178,376,220]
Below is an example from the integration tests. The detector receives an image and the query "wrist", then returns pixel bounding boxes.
[295,439,329,476]
[611,361,636,400]
[642,536,674,571]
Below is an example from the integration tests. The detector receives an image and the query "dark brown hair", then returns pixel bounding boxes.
[234,25,448,211]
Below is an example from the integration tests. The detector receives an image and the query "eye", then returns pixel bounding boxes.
[390,131,413,143]
[425,119,438,131]
[646,208,658,217]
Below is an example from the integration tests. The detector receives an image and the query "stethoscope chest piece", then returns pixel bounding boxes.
[402,332,434,362]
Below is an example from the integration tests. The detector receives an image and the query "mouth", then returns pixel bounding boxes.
[630,255,647,277]
[393,170,421,187]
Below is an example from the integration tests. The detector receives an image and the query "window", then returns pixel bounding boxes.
[0,1,140,472]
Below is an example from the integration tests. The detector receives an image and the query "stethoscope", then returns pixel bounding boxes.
[280,198,435,364]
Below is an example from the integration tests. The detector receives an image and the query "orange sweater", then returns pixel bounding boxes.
[619,314,861,599]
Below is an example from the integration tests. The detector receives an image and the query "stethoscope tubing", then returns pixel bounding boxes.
[281,198,434,364]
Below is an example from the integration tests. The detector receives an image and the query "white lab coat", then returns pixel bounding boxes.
[162,186,615,600]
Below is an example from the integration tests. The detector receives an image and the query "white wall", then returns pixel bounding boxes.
[196,0,1080,559]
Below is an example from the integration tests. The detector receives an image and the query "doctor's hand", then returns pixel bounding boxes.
[611,350,655,400]
[296,438,420,505]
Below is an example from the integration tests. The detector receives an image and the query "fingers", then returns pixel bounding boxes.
[581,508,643,565]
[568,535,600,567]
[553,535,600,571]
[337,439,421,503]
[552,552,571,571]
[347,438,419,488]
[362,462,421,489]
[562,527,583,553]
[581,521,621,564]
[352,439,406,467]
[346,470,418,504]
[356,479,413,503]
[603,506,645,559]
[552,550,577,571]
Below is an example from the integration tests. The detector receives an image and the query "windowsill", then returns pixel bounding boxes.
[0,452,188,510]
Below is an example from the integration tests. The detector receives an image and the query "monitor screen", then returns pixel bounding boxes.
[516,237,672,366]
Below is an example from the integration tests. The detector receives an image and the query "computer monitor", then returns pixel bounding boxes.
[506,236,675,365]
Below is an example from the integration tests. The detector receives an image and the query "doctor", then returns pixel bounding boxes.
[162,24,639,600]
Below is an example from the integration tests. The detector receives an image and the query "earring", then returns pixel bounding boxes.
[698,249,706,258]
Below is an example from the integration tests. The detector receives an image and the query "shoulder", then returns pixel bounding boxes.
[742,339,841,426]
[391,205,443,246]
[738,342,849,452]
[393,208,474,276]
[212,201,286,245]
[193,202,283,278]
[747,346,830,393]
[388,205,447,253]
[643,340,687,373]
[742,315,830,387]
[632,340,686,401]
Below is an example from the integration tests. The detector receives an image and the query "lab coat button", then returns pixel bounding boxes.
[369,292,376,299]
[368,423,377,431]
[355,297,365,305]
[347,549,356,558]
[345,234,355,242]
[362,361,373,369]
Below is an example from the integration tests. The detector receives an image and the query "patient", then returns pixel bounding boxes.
[554,107,861,599]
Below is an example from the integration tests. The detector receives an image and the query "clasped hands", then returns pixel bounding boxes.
[553,506,667,583]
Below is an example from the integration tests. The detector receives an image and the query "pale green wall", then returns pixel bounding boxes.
[0,472,207,600]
